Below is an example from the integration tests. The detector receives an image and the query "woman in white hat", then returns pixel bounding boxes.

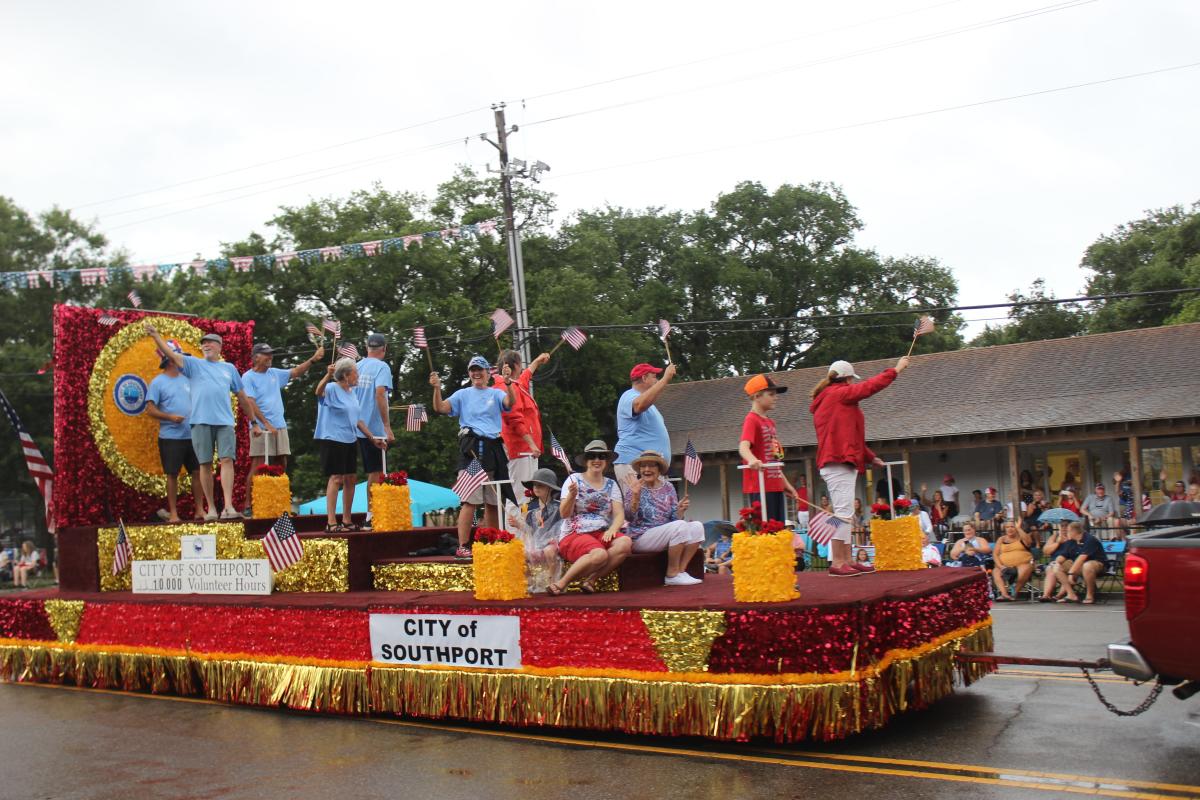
[809,355,909,577]
[550,440,632,594]
[624,450,704,586]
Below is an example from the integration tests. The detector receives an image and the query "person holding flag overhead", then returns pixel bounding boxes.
[430,355,517,559]
[315,358,385,533]
[809,356,910,577]
[145,339,205,523]
[614,362,676,484]
[492,349,551,496]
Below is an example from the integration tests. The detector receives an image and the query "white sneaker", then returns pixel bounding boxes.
[676,573,703,585]
[664,573,695,587]
[203,511,219,522]
[155,509,171,522]
[219,508,240,520]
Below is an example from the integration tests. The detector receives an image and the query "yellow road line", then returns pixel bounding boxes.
[8,681,1198,799]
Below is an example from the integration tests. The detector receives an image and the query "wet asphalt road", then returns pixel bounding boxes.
[1,601,1198,800]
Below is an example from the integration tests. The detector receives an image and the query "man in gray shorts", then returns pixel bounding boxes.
[146,324,263,520]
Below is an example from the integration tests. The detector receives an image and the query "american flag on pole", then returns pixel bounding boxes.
[305,322,321,337]
[658,319,672,340]
[98,315,120,326]
[452,458,488,501]
[683,439,703,485]
[807,510,846,546]
[913,315,935,338]
[1142,493,1152,512]
[413,327,427,349]
[111,519,133,575]
[0,388,54,532]
[560,326,588,350]
[490,308,514,338]
[323,318,341,338]
[127,290,142,308]
[549,431,572,474]
[262,512,304,572]
[405,403,428,432]
[337,342,359,360]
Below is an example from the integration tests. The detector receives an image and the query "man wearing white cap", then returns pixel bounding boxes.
[809,356,909,577]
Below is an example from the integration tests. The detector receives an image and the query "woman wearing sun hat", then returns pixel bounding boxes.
[810,355,910,577]
[549,440,632,595]
[624,450,704,586]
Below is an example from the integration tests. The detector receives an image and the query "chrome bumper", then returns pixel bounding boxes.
[1107,642,1156,682]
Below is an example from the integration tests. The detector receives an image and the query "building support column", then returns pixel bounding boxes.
[1008,444,1020,520]
[720,461,730,521]
[901,449,912,497]
[1129,436,1142,522]
[804,457,814,504]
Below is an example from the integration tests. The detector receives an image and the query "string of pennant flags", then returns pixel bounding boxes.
[0,219,500,291]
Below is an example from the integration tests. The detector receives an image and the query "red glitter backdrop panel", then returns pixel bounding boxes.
[52,305,254,527]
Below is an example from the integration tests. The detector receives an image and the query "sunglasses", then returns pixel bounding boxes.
[586,454,608,461]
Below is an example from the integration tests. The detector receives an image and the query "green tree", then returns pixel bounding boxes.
[969,279,1087,347]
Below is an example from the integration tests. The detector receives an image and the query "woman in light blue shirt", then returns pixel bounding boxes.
[316,358,384,532]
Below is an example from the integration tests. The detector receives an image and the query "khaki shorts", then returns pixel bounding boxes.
[249,428,291,458]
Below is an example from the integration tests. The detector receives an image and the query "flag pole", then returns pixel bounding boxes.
[663,338,673,365]
[426,346,435,372]
[548,338,568,356]
[905,336,918,359]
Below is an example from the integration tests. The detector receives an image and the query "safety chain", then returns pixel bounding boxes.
[1081,668,1164,716]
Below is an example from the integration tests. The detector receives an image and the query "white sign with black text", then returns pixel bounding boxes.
[369,613,522,669]
[130,559,273,595]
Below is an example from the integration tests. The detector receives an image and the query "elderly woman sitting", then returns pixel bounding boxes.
[623,450,704,586]
[549,440,632,595]
[315,357,384,533]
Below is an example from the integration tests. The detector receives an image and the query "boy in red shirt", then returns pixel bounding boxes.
[739,374,799,523]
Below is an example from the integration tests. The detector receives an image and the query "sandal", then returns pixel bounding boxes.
[324,523,348,533]
[1056,597,1080,604]
[994,596,1012,602]
[1081,598,1096,605]
[579,580,597,595]
[546,582,564,596]
[1036,596,1055,603]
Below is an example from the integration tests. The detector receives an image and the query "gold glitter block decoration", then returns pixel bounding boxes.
[99,522,246,591]
[44,600,86,643]
[369,484,412,532]
[732,530,800,602]
[251,474,291,519]
[640,610,727,672]
[239,538,349,592]
[373,562,474,592]
[870,516,925,571]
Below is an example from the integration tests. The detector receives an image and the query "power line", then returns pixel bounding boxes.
[548,59,1200,182]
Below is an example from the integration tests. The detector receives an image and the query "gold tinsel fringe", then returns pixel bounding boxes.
[0,623,993,741]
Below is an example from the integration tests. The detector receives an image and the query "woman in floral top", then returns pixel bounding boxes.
[624,450,704,586]
[549,440,631,595]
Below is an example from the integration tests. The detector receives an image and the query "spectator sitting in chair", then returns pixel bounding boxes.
[11,540,38,589]
[921,532,942,567]
[992,522,1035,602]
[1038,521,1108,604]
[949,521,991,563]
[973,487,1004,531]
[1080,482,1120,537]
[705,530,733,574]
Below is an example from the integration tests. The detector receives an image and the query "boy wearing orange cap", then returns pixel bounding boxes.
[738,374,799,523]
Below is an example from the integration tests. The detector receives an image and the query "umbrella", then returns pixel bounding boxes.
[295,478,460,527]
[1037,508,1080,524]
[1140,500,1200,525]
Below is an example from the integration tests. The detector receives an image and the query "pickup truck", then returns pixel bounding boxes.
[1107,522,1200,699]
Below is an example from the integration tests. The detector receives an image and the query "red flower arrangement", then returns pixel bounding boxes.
[734,502,787,534]
[255,464,286,477]
[474,526,515,544]
[871,498,913,521]
[382,471,409,486]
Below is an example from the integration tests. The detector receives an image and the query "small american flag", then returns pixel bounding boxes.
[658,319,672,340]
[1142,494,1152,512]
[305,322,321,337]
[262,512,304,572]
[807,510,846,546]
[112,519,133,575]
[0,388,54,531]
[413,327,427,349]
[337,342,359,360]
[683,439,702,485]
[452,458,488,501]
[561,326,588,350]
[549,431,572,474]
[490,308,514,338]
[98,315,120,326]
[913,315,935,338]
[405,403,428,432]
[323,318,341,338]
[127,290,142,308]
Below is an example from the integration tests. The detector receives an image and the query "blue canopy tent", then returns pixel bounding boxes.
[296,478,460,527]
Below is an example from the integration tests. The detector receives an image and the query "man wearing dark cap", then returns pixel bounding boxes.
[146,324,263,520]
[240,339,324,515]
[614,361,676,485]
[145,338,205,523]
[356,333,394,494]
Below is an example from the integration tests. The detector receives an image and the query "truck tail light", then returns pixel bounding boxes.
[1124,554,1148,620]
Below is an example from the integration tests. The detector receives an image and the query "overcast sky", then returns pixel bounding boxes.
[3,0,1198,334]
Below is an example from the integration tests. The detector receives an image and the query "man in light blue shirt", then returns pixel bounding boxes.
[355,333,394,488]
[145,340,205,523]
[146,324,262,521]
[241,340,324,515]
[614,362,676,485]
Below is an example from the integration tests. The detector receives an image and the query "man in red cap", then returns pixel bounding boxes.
[614,362,676,485]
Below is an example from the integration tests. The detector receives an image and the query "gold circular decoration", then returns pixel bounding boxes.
[88,317,213,497]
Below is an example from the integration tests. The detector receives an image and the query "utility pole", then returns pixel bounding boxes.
[483,102,549,365]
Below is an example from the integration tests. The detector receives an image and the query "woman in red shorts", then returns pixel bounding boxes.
[548,440,632,595]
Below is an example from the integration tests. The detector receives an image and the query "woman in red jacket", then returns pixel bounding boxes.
[810,356,910,577]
